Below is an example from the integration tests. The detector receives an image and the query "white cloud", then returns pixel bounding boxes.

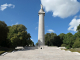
[68,16,80,32]
[35,27,38,30]
[11,22,18,26]
[74,16,77,19]
[47,29,54,33]
[11,24,13,26]
[15,22,18,25]
[41,0,80,18]
[0,3,15,11]
[31,39,33,41]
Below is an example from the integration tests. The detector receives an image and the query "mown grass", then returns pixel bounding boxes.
[61,47,80,53]
[69,48,80,53]
[0,51,5,55]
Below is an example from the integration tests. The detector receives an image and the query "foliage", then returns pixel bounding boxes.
[0,20,34,48]
[45,33,57,45]
[61,44,67,47]
[45,33,51,45]
[72,37,80,48]
[36,42,38,46]
[32,42,35,46]
[7,24,33,48]
[66,45,71,49]
[28,39,34,46]
[63,32,74,48]
[45,33,62,47]
[73,32,80,40]
[76,24,80,32]
[1,20,80,49]
[51,36,62,47]
[58,33,65,43]
[0,20,10,47]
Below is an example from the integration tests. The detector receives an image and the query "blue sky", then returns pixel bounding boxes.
[0,0,80,45]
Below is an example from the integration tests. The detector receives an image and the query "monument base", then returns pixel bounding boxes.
[38,45,48,49]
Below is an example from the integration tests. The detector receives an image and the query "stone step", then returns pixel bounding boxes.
[0,47,80,60]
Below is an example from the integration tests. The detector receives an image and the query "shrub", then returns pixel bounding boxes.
[66,45,70,49]
[61,44,67,47]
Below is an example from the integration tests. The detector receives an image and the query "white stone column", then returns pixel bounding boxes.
[38,4,45,47]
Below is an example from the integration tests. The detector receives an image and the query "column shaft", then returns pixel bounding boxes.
[38,13,45,46]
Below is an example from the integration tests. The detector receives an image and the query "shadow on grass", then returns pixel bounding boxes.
[0,47,15,55]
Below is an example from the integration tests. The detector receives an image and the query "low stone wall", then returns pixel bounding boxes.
[24,46,38,49]
[15,47,24,50]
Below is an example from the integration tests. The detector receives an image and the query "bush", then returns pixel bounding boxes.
[66,46,70,49]
[61,44,71,49]
[61,44,67,47]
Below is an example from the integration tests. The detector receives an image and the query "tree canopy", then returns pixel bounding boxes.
[0,20,34,48]
[7,24,33,48]
[0,21,9,47]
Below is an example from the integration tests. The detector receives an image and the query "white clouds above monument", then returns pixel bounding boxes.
[47,29,54,33]
[0,3,15,11]
[41,0,80,18]
[68,16,80,32]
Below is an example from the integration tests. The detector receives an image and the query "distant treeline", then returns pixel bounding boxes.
[36,24,80,49]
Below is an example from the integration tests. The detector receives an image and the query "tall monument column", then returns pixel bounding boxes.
[38,4,45,48]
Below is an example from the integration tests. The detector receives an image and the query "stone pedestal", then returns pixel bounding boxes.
[38,45,48,49]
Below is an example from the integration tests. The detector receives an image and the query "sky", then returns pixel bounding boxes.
[0,0,80,45]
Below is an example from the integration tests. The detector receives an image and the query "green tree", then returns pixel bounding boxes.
[58,33,65,43]
[76,24,80,32]
[72,37,80,48]
[32,42,35,46]
[68,36,75,48]
[63,32,73,48]
[36,42,38,46]
[28,39,34,46]
[7,24,32,48]
[45,33,57,46]
[50,32,57,39]
[45,33,51,45]
[51,36,62,47]
[0,20,9,47]
[73,32,80,40]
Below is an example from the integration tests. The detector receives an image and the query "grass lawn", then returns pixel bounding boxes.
[61,48,80,53]
[0,47,15,55]
[0,51,5,55]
